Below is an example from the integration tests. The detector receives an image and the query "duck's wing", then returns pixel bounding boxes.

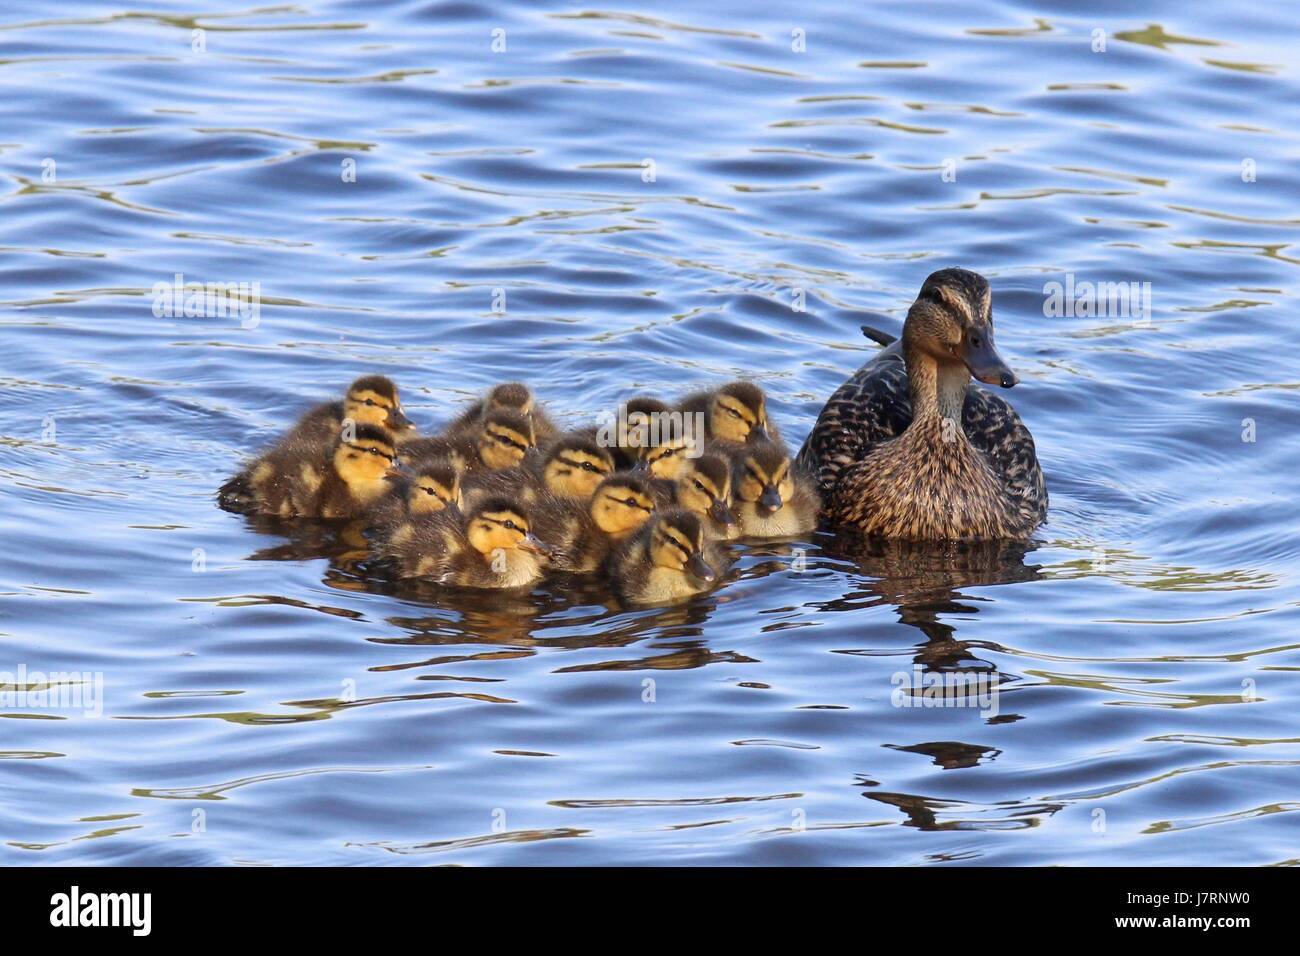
[796,347,912,498]
[962,386,1048,527]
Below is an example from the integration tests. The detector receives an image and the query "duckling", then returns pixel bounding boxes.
[382,495,551,588]
[795,268,1047,540]
[367,456,462,538]
[446,382,558,442]
[218,423,397,519]
[401,407,538,474]
[462,432,615,510]
[650,453,739,539]
[611,509,727,605]
[677,380,779,447]
[731,439,821,539]
[292,374,416,444]
[583,396,672,468]
[534,473,658,573]
[632,420,703,481]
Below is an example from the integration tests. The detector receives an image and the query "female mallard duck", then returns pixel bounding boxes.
[400,407,537,474]
[796,268,1046,541]
[677,381,778,446]
[367,456,462,538]
[218,423,397,519]
[610,509,727,605]
[292,375,416,444]
[731,438,820,538]
[650,452,739,539]
[381,494,551,587]
[462,433,615,509]
[446,382,558,442]
[533,472,658,573]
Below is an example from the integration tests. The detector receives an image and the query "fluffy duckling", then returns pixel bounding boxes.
[731,439,821,539]
[651,453,739,540]
[382,495,551,588]
[462,433,615,510]
[218,423,397,519]
[401,407,538,474]
[586,396,672,468]
[368,457,462,538]
[677,380,778,447]
[535,473,658,573]
[447,382,558,442]
[611,509,727,605]
[293,375,416,444]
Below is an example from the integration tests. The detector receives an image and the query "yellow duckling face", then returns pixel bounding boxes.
[907,269,1018,389]
[477,410,537,470]
[649,511,716,583]
[734,442,794,515]
[343,375,414,433]
[466,501,547,559]
[638,434,692,480]
[400,463,461,514]
[675,454,737,529]
[590,476,657,537]
[542,440,614,499]
[710,382,769,444]
[334,426,397,486]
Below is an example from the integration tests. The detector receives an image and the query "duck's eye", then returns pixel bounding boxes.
[502,520,517,530]
[970,334,982,348]
[423,487,436,495]
[624,498,637,508]
[581,461,597,472]
[364,398,377,407]
[693,480,707,492]
[727,408,742,419]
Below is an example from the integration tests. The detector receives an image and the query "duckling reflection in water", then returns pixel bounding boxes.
[219,423,398,519]
[611,509,729,605]
[380,495,552,589]
[446,382,558,443]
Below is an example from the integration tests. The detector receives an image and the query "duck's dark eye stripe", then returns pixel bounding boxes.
[745,466,765,484]
[657,533,692,560]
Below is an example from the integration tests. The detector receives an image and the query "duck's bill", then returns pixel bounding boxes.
[519,533,554,557]
[749,424,770,443]
[962,334,1019,388]
[385,461,415,480]
[387,406,414,430]
[759,487,784,513]
[709,499,738,527]
[687,553,716,583]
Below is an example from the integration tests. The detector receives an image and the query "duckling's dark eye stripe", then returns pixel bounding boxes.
[657,531,693,560]
[490,431,529,452]
[480,515,526,532]
[558,455,603,471]
[605,492,652,513]
[745,466,766,484]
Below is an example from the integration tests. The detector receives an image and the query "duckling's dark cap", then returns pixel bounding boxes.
[686,453,730,486]
[736,437,790,472]
[473,496,529,520]
[415,457,459,482]
[654,507,703,538]
[482,407,535,434]
[349,375,400,398]
[348,423,396,445]
[487,382,533,408]
[547,434,613,463]
[718,381,766,409]
[597,471,652,496]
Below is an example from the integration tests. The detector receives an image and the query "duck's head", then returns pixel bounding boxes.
[675,453,737,529]
[904,268,1017,389]
[333,424,397,486]
[590,473,657,537]
[485,382,535,417]
[389,457,461,514]
[734,440,794,515]
[476,408,537,470]
[646,509,716,584]
[541,435,615,499]
[621,395,670,448]
[343,375,414,433]
[634,430,693,480]
[466,497,549,558]
[708,381,771,443]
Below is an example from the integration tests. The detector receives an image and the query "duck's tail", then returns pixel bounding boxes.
[217,473,255,513]
[860,324,898,347]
